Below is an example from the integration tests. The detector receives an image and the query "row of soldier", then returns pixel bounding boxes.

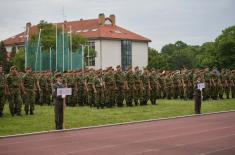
[0,65,235,117]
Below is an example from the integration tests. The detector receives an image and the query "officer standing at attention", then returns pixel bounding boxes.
[53,73,66,130]
[193,74,203,114]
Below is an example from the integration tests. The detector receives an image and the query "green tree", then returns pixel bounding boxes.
[148,47,169,70]
[215,25,235,69]
[0,41,6,65]
[0,41,11,73]
[13,48,25,72]
[194,42,217,68]
[31,20,57,51]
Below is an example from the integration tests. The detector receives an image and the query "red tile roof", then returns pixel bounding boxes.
[4,18,151,46]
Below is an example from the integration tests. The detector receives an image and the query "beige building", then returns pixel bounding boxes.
[4,13,151,70]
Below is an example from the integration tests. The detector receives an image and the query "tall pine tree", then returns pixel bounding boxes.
[0,41,12,73]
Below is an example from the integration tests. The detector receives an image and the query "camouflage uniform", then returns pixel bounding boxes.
[165,74,172,99]
[211,72,218,100]
[76,73,85,106]
[6,70,22,116]
[22,72,36,115]
[114,68,125,107]
[188,72,194,99]
[223,72,231,99]
[172,73,179,99]
[203,70,211,100]
[231,71,235,98]
[134,69,142,106]
[94,71,105,109]
[140,70,150,105]
[46,74,53,105]
[34,73,41,105]
[149,71,157,105]
[39,75,48,105]
[182,73,189,100]
[178,74,184,99]
[104,70,115,107]
[87,71,96,107]
[67,74,77,106]
[125,69,135,107]
[0,73,6,117]
[158,74,165,99]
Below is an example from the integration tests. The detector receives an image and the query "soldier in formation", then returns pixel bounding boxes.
[1,66,235,117]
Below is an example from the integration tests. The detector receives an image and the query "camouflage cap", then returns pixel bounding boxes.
[128,65,132,70]
[10,66,17,71]
[25,66,32,70]
[106,66,112,70]
[55,72,62,78]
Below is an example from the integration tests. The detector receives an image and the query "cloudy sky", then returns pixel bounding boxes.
[0,0,235,51]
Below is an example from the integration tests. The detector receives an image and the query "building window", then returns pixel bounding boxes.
[85,41,96,66]
[121,40,132,70]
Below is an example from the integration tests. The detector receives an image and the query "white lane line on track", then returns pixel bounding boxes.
[195,146,235,155]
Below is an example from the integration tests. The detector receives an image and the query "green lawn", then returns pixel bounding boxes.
[0,99,235,136]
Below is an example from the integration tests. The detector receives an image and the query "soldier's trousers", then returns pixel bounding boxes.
[232,85,235,98]
[165,86,172,99]
[8,89,22,116]
[188,85,194,99]
[40,89,47,105]
[140,88,149,105]
[88,91,95,107]
[84,90,89,106]
[150,89,157,105]
[67,88,77,106]
[78,88,84,106]
[203,82,210,100]
[134,88,141,106]
[54,98,64,130]
[35,91,40,105]
[0,93,5,116]
[24,90,35,114]
[96,88,105,108]
[211,85,218,99]
[194,95,202,114]
[105,87,115,107]
[179,86,184,99]
[115,88,124,107]
[46,92,52,105]
[172,84,179,99]
[218,85,224,99]
[224,86,230,99]
[126,88,134,106]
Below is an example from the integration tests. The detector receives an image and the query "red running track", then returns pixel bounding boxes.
[0,112,235,155]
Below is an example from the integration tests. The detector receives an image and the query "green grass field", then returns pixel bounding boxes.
[0,99,235,136]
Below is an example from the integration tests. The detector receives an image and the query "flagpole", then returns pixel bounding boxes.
[68,47,69,70]
[25,26,29,69]
[70,26,72,70]
[35,28,42,71]
[62,24,65,72]
[82,45,84,71]
[40,46,42,71]
[56,24,58,71]
[50,47,52,71]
